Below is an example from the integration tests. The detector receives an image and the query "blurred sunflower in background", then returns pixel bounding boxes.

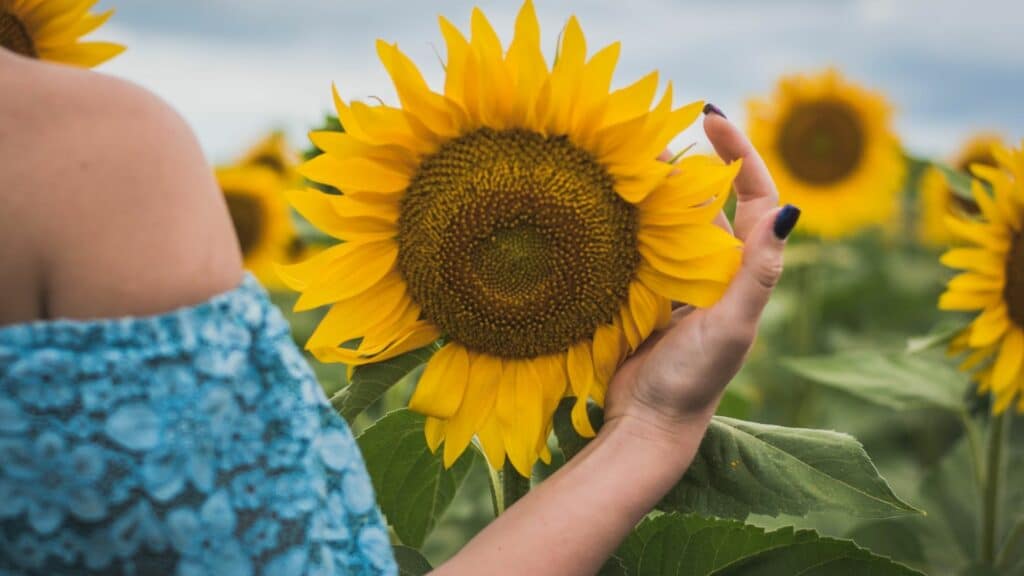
[0,0,123,67]
[238,130,300,185]
[218,165,299,289]
[281,0,743,475]
[918,133,1005,246]
[748,69,904,238]
[940,141,1024,414]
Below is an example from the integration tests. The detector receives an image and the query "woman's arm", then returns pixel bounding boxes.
[437,108,796,576]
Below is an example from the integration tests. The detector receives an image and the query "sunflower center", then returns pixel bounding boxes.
[0,10,36,58]
[1004,233,1024,328]
[224,193,265,257]
[777,100,864,185]
[397,127,638,359]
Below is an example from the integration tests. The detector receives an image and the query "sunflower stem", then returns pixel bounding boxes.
[981,412,1008,566]
[962,409,985,495]
[501,460,531,513]
[486,461,504,517]
[791,240,823,426]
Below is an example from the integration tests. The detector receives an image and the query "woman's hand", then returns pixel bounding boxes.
[604,106,798,436]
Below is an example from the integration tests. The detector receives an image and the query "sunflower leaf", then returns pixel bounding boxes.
[555,407,918,519]
[661,416,921,519]
[357,409,477,548]
[332,344,438,424]
[393,545,433,575]
[614,512,922,576]
[933,162,975,202]
[782,350,965,413]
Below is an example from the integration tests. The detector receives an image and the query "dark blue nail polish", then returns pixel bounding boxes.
[773,204,801,240]
[703,102,727,119]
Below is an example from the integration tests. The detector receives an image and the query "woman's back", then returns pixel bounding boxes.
[0,52,396,575]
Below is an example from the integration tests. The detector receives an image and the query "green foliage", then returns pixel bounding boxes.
[612,513,922,575]
[553,404,918,520]
[662,416,919,519]
[332,345,437,424]
[934,162,976,202]
[393,545,433,575]
[784,350,966,414]
[357,409,477,548]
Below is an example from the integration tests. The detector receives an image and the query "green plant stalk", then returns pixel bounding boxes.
[962,410,985,493]
[981,412,1007,566]
[486,459,504,517]
[502,460,531,513]
[997,517,1024,571]
[791,240,823,426]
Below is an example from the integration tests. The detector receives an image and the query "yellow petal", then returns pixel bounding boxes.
[444,354,503,468]
[312,322,440,366]
[991,329,1024,394]
[439,16,471,105]
[299,154,410,195]
[408,343,471,419]
[424,416,446,453]
[505,0,548,126]
[309,131,417,172]
[40,41,125,67]
[567,342,596,438]
[938,289,999,312]
[305,275,408,349]
[642,245,742,284]
[376,40,463,138]
[947,272,1004,293]
[940,248,1007,275]
[294,241,398,311]
[969,304,1011,348]
[476,414,508,470]
[603,71,659,127]
[286,189,396,241]
[639,224,742,262]
[508,360,544,476]
[637,263,729,307]
[944,215,1010,251]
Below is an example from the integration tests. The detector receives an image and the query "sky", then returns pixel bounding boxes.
[96,0,1024,164]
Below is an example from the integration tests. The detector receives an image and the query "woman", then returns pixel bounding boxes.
[0,46,798,575]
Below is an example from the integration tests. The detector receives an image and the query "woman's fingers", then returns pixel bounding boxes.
[707,205,799,332]
[703,106,779,241]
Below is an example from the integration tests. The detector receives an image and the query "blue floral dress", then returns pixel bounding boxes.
[0,274,397,576]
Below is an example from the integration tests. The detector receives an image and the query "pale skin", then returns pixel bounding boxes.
[1,50,787,575]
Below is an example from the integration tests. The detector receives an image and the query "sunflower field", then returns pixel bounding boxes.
[6,0,1022,574]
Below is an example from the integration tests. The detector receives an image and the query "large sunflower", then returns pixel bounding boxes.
[918,133,1005,246]
[748,69,904,238]
[0,0,123,67]
[218,165,299,289]
[280,1,743,475]
[940,140,1024,414]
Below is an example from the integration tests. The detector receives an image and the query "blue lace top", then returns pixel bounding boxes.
[0,274,397,576]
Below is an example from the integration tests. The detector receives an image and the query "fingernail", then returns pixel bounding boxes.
[773,204,801,240]
[703,102,727,119]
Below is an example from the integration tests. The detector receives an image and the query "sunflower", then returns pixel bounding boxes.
[217,165,299,289]
[0,0,123,67]
[918,133,1005,246]
[748,69,904,238]
[239,131,300,184]
[940,140,1024,414]
[279,0,743,476]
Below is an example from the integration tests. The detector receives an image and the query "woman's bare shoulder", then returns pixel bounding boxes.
[0,53,243,324]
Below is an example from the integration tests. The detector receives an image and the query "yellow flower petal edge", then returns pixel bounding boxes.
[1,0,124,67]
[940,139,1024,414]
[286,1,743,475]
[747,68,905,238]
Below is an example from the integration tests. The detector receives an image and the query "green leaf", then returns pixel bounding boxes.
[615,513,921,576]
[661,416,921,519]
[715,535,924,575]
[783,351,965,414]
[555,405,918,521]
[331,345,437,424]
[934,162,975,202]
[392,545,433,576]
[357,409,476,547]
[906,322,965,355]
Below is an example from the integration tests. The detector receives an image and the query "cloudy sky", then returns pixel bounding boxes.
[96,0,1022,163]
